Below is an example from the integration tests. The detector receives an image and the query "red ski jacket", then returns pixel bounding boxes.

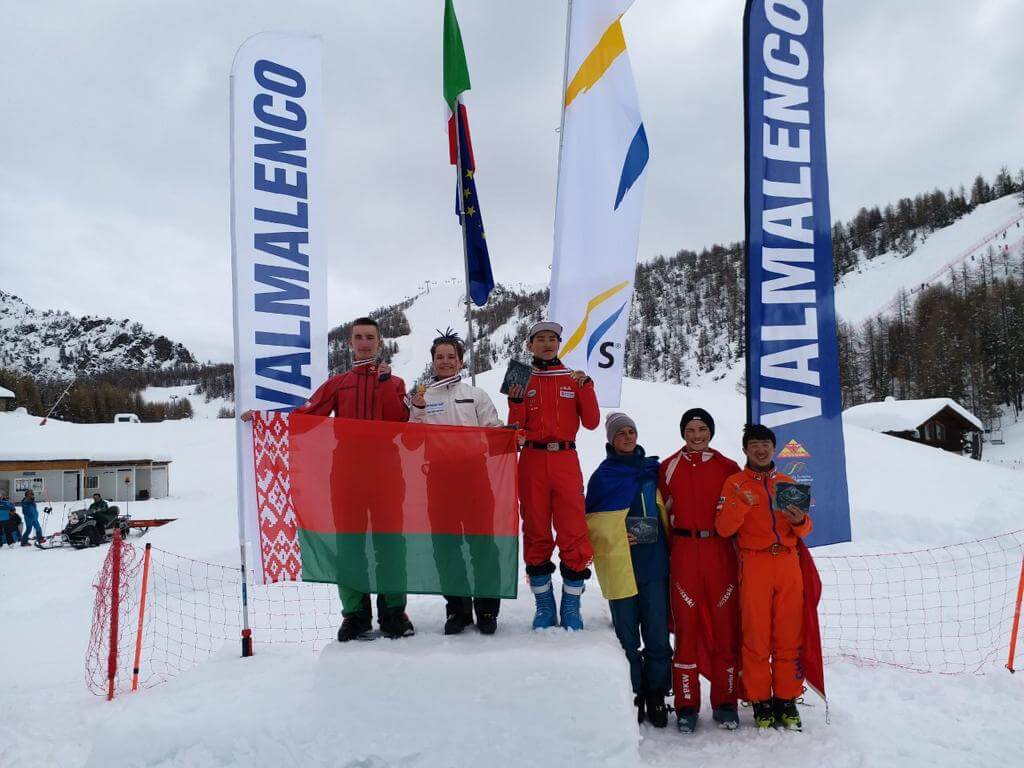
[293,362,409,422]
[507,363,600,443]
[658,447,740,531]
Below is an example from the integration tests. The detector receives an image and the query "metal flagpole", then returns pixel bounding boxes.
[229,66,254,658]
[555,0,573,183]
[453,99,477,385]
[549,0,573,302]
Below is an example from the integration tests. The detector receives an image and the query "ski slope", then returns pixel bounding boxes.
[835,194,1024,326]
[140,384,231,420]
[2,365,1023,767]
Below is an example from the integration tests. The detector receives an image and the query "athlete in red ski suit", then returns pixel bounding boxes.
[508,358,600,577]
[658,409,741,723]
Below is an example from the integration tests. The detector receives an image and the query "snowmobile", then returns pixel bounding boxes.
[36,506,130,549]
[35,506,176,549]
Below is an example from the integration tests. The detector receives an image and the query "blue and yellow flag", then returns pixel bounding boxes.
[444,0,494,307]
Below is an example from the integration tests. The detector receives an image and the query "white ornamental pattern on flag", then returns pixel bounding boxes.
[252,413,301,583]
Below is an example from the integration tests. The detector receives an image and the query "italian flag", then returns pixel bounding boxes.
[288,414,519,598]
[444,0,474,166]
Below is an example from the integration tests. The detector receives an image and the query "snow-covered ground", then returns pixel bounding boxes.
[140,384,231,420]
[2,364,1023,767]
[835,194,1024,326]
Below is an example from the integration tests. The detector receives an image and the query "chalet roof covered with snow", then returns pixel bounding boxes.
[843,398,983,433]
[0,385,14,399]
[0,411,171,462]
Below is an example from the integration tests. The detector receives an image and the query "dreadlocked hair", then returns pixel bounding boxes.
[431,327,465,360]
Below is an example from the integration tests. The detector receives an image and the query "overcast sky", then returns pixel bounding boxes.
[2,0,1022,362]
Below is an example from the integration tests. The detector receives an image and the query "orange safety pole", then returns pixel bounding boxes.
[131,543,152,692]
[1007,555,1024,673]
[107,529,122,701]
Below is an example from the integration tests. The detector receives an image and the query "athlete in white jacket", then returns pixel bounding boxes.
[409,331,504,635]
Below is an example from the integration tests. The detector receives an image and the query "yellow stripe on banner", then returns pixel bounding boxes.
[564,18,627,109]
[561,281,630,358]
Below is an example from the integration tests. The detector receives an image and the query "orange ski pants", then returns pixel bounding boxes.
[738,548,805,702]
[518,448,593,572]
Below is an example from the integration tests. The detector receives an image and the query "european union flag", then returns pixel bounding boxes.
[454,105,494,307]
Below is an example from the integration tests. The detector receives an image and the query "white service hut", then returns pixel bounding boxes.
[0,454,171,503]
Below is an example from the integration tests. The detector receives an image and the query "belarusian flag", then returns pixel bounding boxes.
[288,413,519,598]
[443,0,494,307]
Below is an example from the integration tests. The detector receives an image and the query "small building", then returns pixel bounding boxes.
[0,385,14,413]
[843,397,984,459]
[0,455,171,503]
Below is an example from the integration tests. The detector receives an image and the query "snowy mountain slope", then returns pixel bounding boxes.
[835,194,1024,325]
[0,290,195,379]
[2,367,1023,767]
[140,384,231,419]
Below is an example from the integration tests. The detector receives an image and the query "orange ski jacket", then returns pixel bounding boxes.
[716,466,812,551]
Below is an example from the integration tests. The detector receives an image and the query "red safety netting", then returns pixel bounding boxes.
[85,534,145,697]
[88,531,1024,695]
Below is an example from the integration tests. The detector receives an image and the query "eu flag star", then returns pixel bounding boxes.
[467,206,476,217]
[463,187,472,198]
[465,169,474,179]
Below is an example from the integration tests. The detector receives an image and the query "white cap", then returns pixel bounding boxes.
[528,321,563,341]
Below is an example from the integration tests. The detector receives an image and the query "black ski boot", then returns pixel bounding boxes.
[774,698,802,731]
[676,707,698,734]
[645,694,669,728]
[713,703,739,730]
[337,611,373,642]
[474,598,499,635]
[476,612,498,635]
[752,700,776,729]
[444,611,473,635]
[634,695,646,725]
[380,607,415,639]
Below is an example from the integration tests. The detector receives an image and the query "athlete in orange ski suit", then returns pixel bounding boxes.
[716,464,813,702]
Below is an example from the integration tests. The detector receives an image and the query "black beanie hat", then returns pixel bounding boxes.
[742,423,777,448]
[680,407,715,439]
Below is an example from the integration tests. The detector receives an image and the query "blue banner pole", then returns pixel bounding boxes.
[743,0,851,546]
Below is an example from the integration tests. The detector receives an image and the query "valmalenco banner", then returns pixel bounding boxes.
[549,0,649,407]
[231,33,327,583]
[744,0,851,546]
[289,415,520,598]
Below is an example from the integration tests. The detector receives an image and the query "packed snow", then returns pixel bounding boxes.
[834,194,1024,326]
[2,361,1023,767]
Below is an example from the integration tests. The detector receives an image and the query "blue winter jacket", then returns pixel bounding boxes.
[18,498,39,520]
[0,499,14,522]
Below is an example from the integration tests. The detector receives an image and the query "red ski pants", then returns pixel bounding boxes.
[738,548,804,702]
[669,536,739,712]
[518,448,593,572]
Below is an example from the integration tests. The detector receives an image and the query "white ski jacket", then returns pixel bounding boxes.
[408,377,502,428]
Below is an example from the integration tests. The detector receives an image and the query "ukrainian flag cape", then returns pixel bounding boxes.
[585,447,667,600]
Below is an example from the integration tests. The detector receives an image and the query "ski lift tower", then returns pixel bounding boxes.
[989,413,1005,445]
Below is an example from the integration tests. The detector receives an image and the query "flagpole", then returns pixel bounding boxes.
[453,101,477,385]
[549,0,573,303]
[554,0,573,197]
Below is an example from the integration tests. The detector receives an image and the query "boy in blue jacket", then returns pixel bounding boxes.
[585,413,672,727]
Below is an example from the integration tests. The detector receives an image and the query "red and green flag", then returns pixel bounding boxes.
[288,414,519,598]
